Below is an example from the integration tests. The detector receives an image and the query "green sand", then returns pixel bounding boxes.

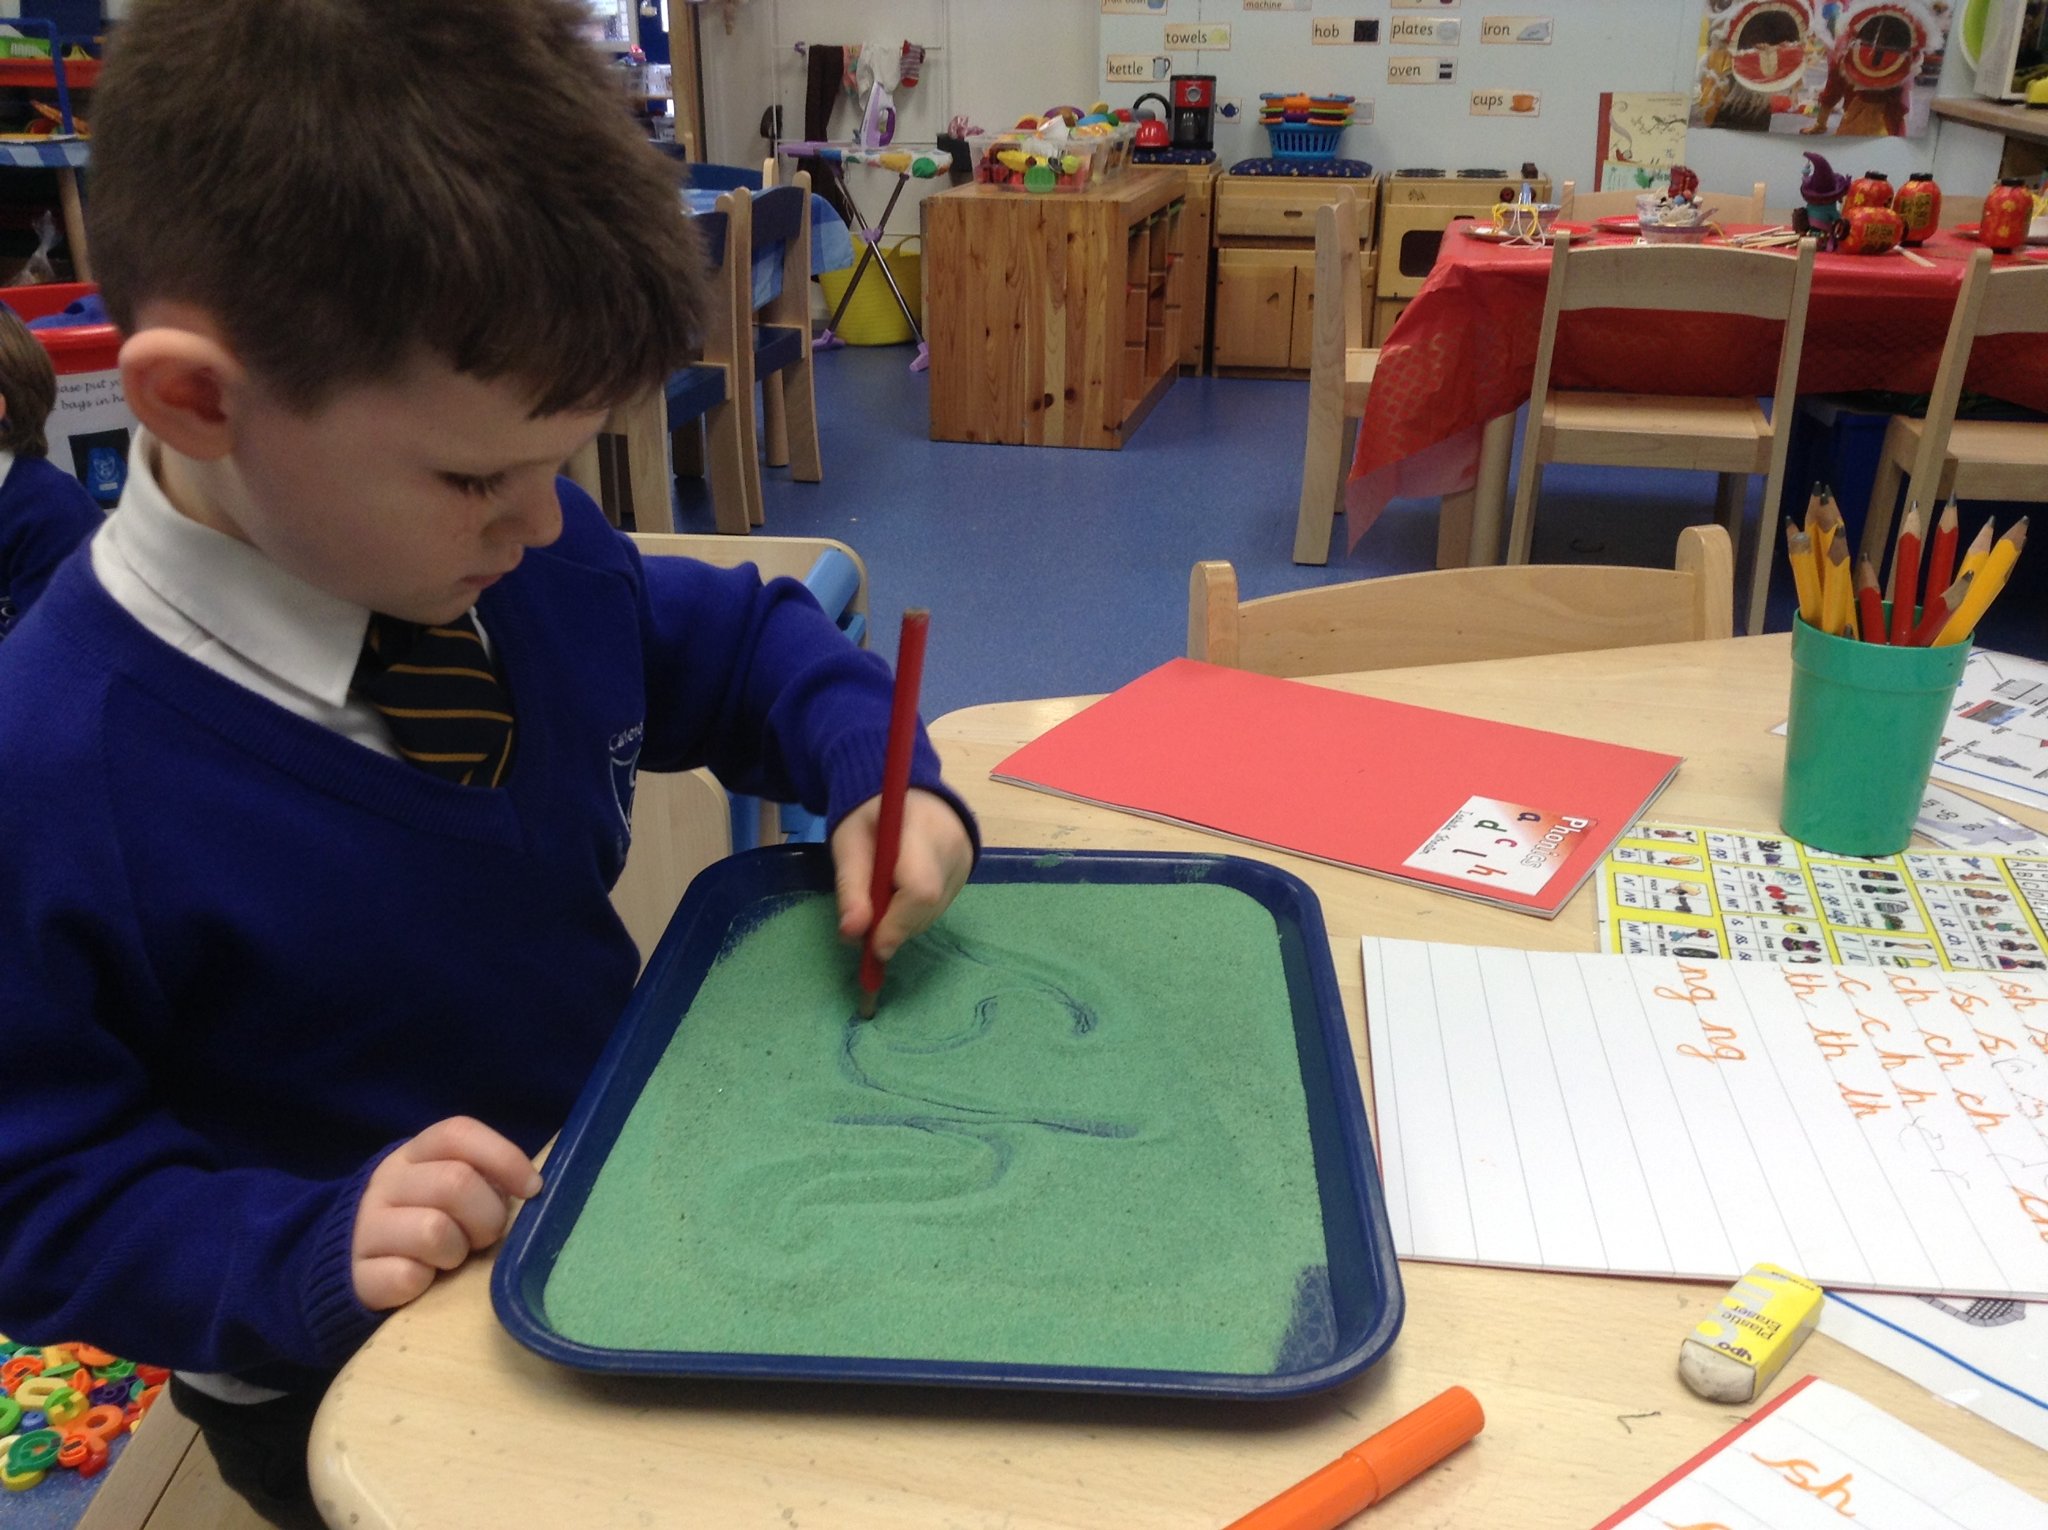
[544,882,1330,1374]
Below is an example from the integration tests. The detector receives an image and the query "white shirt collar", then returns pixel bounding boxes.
[103,430,372,709]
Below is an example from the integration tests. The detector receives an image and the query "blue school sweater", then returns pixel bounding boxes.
[0,485,975,1391]
[0,452,103,641]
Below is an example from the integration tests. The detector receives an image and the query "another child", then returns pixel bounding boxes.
[0,302,102,643]
[0,4,977,1525]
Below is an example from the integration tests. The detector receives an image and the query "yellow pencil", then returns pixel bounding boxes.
[1935,517,2028,646]
[1812,494,1844,566]
[1819,535,1852,637]
[1958,519,1996,582]
[1786,525,1821,628]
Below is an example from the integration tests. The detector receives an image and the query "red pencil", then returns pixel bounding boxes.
[857,608,931,1019]
[1907,570,1972,647]
[1923,499,1960,607]
[1856,558,1885,643]
[1888,505,1922,646]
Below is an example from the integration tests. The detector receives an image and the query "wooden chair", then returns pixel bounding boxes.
[1506,236,1815,637]
[1190,523,1733,677]
[746,176,824,499]
[1293,193,1378,566]
[1558,179,1769,223]
[564,193,757,535]
[1857,246,2048,572]
[610,532,869,966]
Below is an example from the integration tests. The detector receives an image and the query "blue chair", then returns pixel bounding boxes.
[747,176,824,494]
[679,159,766,193]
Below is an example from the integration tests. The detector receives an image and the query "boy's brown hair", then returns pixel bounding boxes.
[90,0,703,416]
[0,305,57,458]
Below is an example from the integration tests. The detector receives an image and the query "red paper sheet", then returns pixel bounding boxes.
[991,659,1683,918]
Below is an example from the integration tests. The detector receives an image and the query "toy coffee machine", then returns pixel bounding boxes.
[1169,74,1216,151]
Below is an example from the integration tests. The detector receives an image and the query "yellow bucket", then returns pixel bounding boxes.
[818,235,921,345]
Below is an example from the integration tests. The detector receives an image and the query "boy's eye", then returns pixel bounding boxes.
[441,471,508,499]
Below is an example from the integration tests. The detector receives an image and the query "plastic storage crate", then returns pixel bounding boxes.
[1266,123,1344,162]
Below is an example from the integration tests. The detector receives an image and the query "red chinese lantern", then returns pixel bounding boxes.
[1894,172,1941,245]
[1838,205,1904,255]
[1842,170,1893,215]
[1981,177,2034,253]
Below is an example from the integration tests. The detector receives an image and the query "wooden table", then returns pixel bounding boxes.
[926,171,1188,449]
[310,635,2048,1528]
[1355,224,2048,568]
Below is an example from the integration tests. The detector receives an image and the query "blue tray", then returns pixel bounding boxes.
[492,846,1402,1398]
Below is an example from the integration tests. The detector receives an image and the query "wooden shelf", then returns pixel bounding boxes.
[1933,96,2048,148]
[0,56,99,90]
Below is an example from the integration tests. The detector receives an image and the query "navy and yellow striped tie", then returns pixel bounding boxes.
[351,611,515,787]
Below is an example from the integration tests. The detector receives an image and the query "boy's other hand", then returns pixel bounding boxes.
[351,1116,543,1311]
[831,788,974,962]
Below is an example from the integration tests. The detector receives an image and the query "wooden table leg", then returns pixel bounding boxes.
[1436,487,1474,569]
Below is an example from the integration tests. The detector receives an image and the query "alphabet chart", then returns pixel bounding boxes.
[1595,1377,2048,1529]
[1363,938,2048,1298]
[1595,822,2048,974]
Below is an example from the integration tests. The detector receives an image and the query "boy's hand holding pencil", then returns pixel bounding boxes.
[1786,488,2025,648]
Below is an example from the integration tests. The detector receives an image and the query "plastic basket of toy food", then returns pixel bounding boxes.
[969,131,1108,192]
[1264,123,1345,162]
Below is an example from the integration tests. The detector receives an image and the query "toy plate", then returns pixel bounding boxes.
[1954,222,2048,247]
[1458,220,1590,244]
[493,845,1403,1399]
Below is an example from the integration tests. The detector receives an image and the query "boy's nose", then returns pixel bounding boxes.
[500,479,564,548]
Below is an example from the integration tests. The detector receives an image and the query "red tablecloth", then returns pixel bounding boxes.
[1345,225,2048,543]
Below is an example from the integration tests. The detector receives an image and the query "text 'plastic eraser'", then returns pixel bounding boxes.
[1678,1262,1824,1405]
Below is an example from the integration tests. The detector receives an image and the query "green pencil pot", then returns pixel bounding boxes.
[1781,613,1970,857]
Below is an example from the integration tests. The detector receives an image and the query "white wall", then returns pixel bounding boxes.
[697,0,1099,237]
[699,0,2003,222]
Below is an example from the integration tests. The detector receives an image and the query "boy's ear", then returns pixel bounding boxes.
[119,322,250,462]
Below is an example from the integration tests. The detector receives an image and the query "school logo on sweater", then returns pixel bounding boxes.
[609,721,643,858]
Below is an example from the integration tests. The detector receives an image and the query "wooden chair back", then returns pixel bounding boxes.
[1558,180,1768,223]
[1191,523,1734,677]
[1293,192,1378,564]
[751,175,813,337]
[1903,245,2048,509]
[610,532,870,966]
[1522,235,1814,541]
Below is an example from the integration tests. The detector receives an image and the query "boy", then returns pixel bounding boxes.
[0,2,977,1524]
[0,302,103,642]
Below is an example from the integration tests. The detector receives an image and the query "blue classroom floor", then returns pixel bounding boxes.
[671,346,2044,724]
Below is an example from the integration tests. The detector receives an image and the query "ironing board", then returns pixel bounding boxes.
[777,141,949,371]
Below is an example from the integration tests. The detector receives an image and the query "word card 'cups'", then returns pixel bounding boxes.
[1782,612,1969,858]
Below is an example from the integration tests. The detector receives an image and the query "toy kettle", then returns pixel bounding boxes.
[1981,177,2035,253]
[1132,92,1171,149]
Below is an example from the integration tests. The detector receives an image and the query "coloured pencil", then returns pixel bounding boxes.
[1856,558,1885,644]
[1818,535,1852,637]
[857,608,931,1019]
[1907,570,1972,647]
[1923,499,1959,604]
[1887,504,1923,645]
[1812,493,1844,566]
[1958,519,1996,582]
[1934,517,2027,647]
[1786,525,1821,629]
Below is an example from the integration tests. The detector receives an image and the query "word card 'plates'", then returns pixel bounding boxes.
[494,846,1402,1398]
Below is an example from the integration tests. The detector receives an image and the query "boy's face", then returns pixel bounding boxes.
[219,353,608,625]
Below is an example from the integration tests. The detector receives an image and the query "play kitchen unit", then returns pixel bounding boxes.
[1211,175,1378,374]
[1375,166,1550,344]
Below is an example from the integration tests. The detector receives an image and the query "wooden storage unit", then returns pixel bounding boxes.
[926,171,1187,449]
[1210,175,1377,375]
[1161,161,1221,371]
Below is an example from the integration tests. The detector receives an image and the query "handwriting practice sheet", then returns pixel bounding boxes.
[1594,1376,2048,1529]
[1362,938,2048,1298]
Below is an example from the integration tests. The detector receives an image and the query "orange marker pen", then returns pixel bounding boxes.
[1224,1386,1484,1530]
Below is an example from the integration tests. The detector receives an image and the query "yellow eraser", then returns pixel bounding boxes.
[1678,1262,1823,1404]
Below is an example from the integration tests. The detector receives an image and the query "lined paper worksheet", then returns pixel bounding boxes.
[1362,938,2048,1299]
